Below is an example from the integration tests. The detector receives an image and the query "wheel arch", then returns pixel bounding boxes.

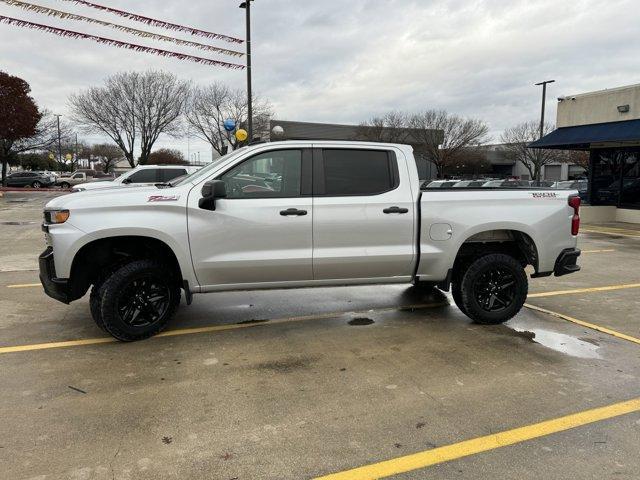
[67,235,185,302]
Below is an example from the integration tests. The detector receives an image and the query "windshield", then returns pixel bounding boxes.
[172,147,249,187]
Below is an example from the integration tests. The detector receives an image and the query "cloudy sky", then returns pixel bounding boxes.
[1,0,639,159]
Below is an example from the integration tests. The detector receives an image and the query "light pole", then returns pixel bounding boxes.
[239,0,253,141]
[55,114,63,168]
[535,80,555,139]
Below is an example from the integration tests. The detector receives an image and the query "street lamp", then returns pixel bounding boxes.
[239,0,254,141]
[535,80,555,139]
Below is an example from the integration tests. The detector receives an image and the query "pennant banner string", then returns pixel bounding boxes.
[0,15,246,69]
[0,0,244,57]
[60,0,243,43]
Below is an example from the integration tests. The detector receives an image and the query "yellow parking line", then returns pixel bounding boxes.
[581,249,615,254]
[582,228,640,238]
[529,283,640,298]
[314,397,640,480]
[6,283,41,289]
[0,302,448,355]
[524,303,640,346]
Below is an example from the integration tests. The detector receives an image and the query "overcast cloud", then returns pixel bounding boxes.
[1,0,639,158]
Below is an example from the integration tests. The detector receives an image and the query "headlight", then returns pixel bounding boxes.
[44,209,70,224]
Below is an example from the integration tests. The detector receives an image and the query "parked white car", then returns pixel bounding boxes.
[71,165,201,192]
[40,141,582,341]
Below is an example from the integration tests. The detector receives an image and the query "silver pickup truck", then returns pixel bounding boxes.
[39,141,582,341]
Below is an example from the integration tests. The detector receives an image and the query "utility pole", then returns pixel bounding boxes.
[55,114,63,168]
[240,0,253,141]
[535,80,555,139]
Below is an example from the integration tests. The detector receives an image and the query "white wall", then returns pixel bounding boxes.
[557,84,640,128]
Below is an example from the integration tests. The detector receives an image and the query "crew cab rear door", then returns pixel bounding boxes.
[312,146,416,280]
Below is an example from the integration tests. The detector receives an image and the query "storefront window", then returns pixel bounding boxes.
[590,148,640,207]
[620,151,640,208]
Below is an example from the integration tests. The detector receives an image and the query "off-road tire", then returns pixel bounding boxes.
[451,281,467,316]
[89,282,107,331]
[459,253,527,325]
[99,260,180,342]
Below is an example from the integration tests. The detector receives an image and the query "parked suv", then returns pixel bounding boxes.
[4,171,56,188]
[72,165,200,192]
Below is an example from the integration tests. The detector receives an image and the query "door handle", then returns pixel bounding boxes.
[280,208,308,216]
[383,206,409,214]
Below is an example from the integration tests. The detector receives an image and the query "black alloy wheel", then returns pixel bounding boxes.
[459,253,528,325]
[99,260,180,341]
[117,276,171,328]
[472,266,517,313]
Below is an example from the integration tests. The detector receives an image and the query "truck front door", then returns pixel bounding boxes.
[312,147,416,280]
[188,148,313,288]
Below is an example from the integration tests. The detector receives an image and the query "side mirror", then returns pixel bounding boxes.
[199,179,227,210]
[122,178,132,184]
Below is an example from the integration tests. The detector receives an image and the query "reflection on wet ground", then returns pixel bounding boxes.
[509,325,601,359]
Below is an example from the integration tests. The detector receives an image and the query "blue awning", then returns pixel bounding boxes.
[529,119,640,149]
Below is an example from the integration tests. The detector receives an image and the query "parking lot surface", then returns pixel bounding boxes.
[1,192,639,479]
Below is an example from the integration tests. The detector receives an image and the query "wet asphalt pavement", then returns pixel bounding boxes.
[1,191,639,480]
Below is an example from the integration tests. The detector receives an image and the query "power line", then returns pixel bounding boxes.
[0,15,246,69]
[1,0,244,57]
[60,0,243,43]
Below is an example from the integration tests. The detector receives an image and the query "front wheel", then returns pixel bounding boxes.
[31,181,42,188]
[99,260,180,341]
[459,253,528,325]
[60,182,70,189]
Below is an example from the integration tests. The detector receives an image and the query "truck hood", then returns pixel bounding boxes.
[45,185,184,210]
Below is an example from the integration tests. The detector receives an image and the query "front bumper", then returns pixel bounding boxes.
[554,248,581,277]
[39,247,72,304]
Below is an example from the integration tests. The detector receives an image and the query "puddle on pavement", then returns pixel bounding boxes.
[348,317,375,326]
[510,326,601,359]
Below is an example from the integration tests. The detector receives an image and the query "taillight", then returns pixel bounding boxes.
[569,195,581,236]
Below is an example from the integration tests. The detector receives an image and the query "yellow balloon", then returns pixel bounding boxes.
[235,129,248,142]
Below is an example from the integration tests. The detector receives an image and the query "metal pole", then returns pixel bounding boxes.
[246,0,253,141]
[55,114,63,168]
[535,80,555,139]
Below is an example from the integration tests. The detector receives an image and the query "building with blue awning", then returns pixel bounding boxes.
[530,83,640,219]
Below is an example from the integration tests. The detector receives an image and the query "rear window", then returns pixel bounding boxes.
[321,149,396,196]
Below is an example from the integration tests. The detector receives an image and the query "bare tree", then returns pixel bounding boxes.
[91,143,123,173]
[69,71,189,167]
[408,110,490,178]
[357,111,413,143]
[185,82,272,156]
[500,121,563,181]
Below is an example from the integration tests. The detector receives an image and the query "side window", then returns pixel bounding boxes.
[72,174,84,179]
[160,169,187,182]
[127,169,159,183]
[219,150,302,199]
[321,149,396,196]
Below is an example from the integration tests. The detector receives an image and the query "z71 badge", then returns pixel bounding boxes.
[148,195,180,202]
[531,192,557,199]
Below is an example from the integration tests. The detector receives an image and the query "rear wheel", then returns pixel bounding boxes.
[60,182,70,189]
[459,253,527,325]
[99,260,180,341]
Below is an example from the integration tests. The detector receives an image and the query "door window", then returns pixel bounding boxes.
[320,149,397,196]
[127,169,159,183]
[159,169,187,182]
[219,149,302,199]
